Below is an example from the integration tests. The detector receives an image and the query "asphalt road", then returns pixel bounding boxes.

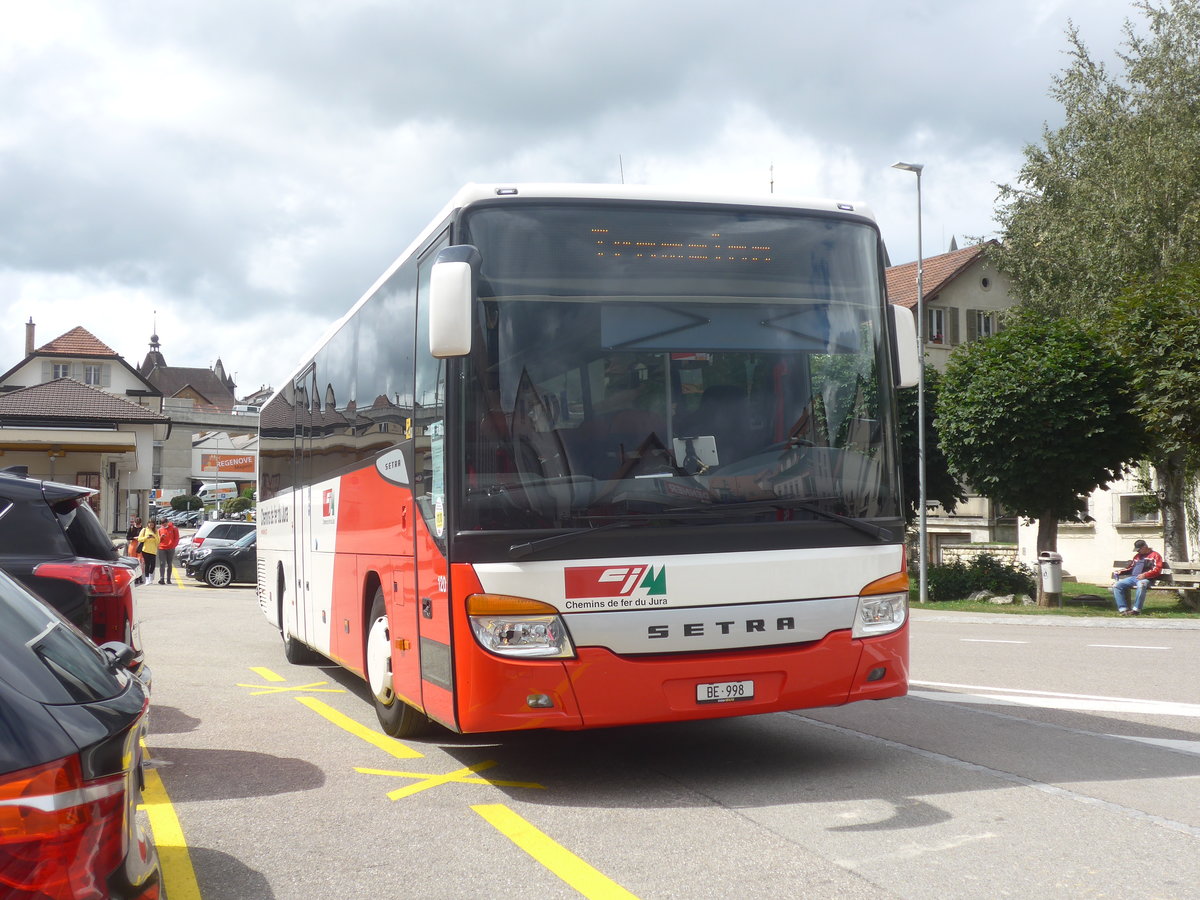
[136,580,1200,900]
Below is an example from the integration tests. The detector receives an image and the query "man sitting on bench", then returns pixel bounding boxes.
[1112,539,1164,616]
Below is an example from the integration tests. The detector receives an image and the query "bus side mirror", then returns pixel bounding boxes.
[429,245,481,358]
[889,304,920,388]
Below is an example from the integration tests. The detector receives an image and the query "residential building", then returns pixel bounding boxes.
[0,320,263,532]
[0,322,169,531]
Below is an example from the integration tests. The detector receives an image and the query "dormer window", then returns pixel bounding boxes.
[52,363,70,379]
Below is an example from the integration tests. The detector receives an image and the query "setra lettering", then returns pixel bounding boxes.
[646,616,800,640]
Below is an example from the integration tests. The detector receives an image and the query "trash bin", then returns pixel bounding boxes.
[1039,551,1063,593]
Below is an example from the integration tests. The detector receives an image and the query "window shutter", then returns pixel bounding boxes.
[71,362,82,381]
[102,364,112,387]
[966,309,979,342]
[946,308,960,345]
[42,361,51,382]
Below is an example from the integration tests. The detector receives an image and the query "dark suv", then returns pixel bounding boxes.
[0,467,141,661]
[0,567,161,898]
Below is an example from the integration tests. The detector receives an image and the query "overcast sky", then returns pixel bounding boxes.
[1,0,1138,398]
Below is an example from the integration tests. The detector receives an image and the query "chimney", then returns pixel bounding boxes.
[25,318,34,356]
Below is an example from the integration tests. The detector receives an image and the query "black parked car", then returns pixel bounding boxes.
[186,529,257,587]
[0,567,161,899]
[175,519,256,567]
[0,467,141,665]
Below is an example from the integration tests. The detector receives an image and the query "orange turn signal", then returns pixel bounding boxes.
[466,593,560,616]
[860,570,909,596]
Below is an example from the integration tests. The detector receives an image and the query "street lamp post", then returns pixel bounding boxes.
[891,161,927,604]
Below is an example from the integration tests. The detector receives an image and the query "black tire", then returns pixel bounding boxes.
[278,569,321,665]
[283,631,321,665]
[204,562,234,588]
[365,587,432,738]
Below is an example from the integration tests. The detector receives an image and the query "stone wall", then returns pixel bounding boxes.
[940,543,1019,566]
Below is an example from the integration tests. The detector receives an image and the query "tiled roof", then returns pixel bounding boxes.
[144,366,238,408]
[886,242,997,309]
[0,378,168,422]
[35,327,120,357]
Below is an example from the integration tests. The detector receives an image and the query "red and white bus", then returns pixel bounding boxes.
[257,184,919,736]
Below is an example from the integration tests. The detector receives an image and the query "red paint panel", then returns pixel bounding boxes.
[564,633,872,729]
[451,564,584,732]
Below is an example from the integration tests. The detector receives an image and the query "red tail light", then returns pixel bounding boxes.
[33,562,137,648]
[32,563,133,598]
[0,755,127,899]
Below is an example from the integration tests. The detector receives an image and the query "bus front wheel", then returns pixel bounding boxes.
[366,588,431,738]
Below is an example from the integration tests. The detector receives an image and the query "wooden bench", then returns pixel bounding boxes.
[1113,559,1200,610]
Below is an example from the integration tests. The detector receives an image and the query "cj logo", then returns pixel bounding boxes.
[564,565,666,599]
[322,489,335,520]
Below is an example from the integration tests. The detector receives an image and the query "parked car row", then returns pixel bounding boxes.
[152,508,203,527]
[0,467,162,896]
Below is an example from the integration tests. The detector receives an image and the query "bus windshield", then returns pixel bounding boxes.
[456,201,902,539]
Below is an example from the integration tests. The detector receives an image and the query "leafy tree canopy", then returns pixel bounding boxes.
[937,318,1144,532]
[990,0,1200,323]
[1109,261,1200,469]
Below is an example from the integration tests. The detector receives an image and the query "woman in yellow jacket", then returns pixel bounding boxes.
[137,521,160,585]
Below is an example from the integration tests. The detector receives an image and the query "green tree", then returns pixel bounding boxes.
[1109,262,1200,562]
[937,318,1144,603]
[896,365,967,526]
[988,0,1200,561]
[990,0,1200,322]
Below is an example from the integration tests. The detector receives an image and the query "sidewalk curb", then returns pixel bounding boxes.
[909,607,1200,630]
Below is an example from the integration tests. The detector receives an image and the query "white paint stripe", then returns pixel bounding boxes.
[1087,644,1171,650]
[913,680,1159,703]
[909,682,1200,718]
[960,638,1028,644]
[910,690,1200,718]
[1106,735,1200,758]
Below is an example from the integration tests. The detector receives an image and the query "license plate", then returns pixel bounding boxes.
[696,680,754,704]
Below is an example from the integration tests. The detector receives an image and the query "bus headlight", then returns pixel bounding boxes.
[467,594,575,659]
[852,592,908,638]
[853,568,909,638]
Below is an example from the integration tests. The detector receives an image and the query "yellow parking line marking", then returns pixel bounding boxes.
[249,666,287,682]
[141,762,202,900]
[295,696,424,759]
[472,804,638,899]
[236,679,344,695]
[357,762,545,800]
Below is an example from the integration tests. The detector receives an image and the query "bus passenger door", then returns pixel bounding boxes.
[413,232,456,729]
[292,368,315,649]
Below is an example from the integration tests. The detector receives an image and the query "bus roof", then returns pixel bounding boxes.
[443,183,876,220]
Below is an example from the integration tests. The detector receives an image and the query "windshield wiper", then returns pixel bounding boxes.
[508,499,892,558]
[671,498,894,542]
[509,522,632,558]
[508,509,719,558]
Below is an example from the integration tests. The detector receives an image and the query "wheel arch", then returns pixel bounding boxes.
[361,569,384,652]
